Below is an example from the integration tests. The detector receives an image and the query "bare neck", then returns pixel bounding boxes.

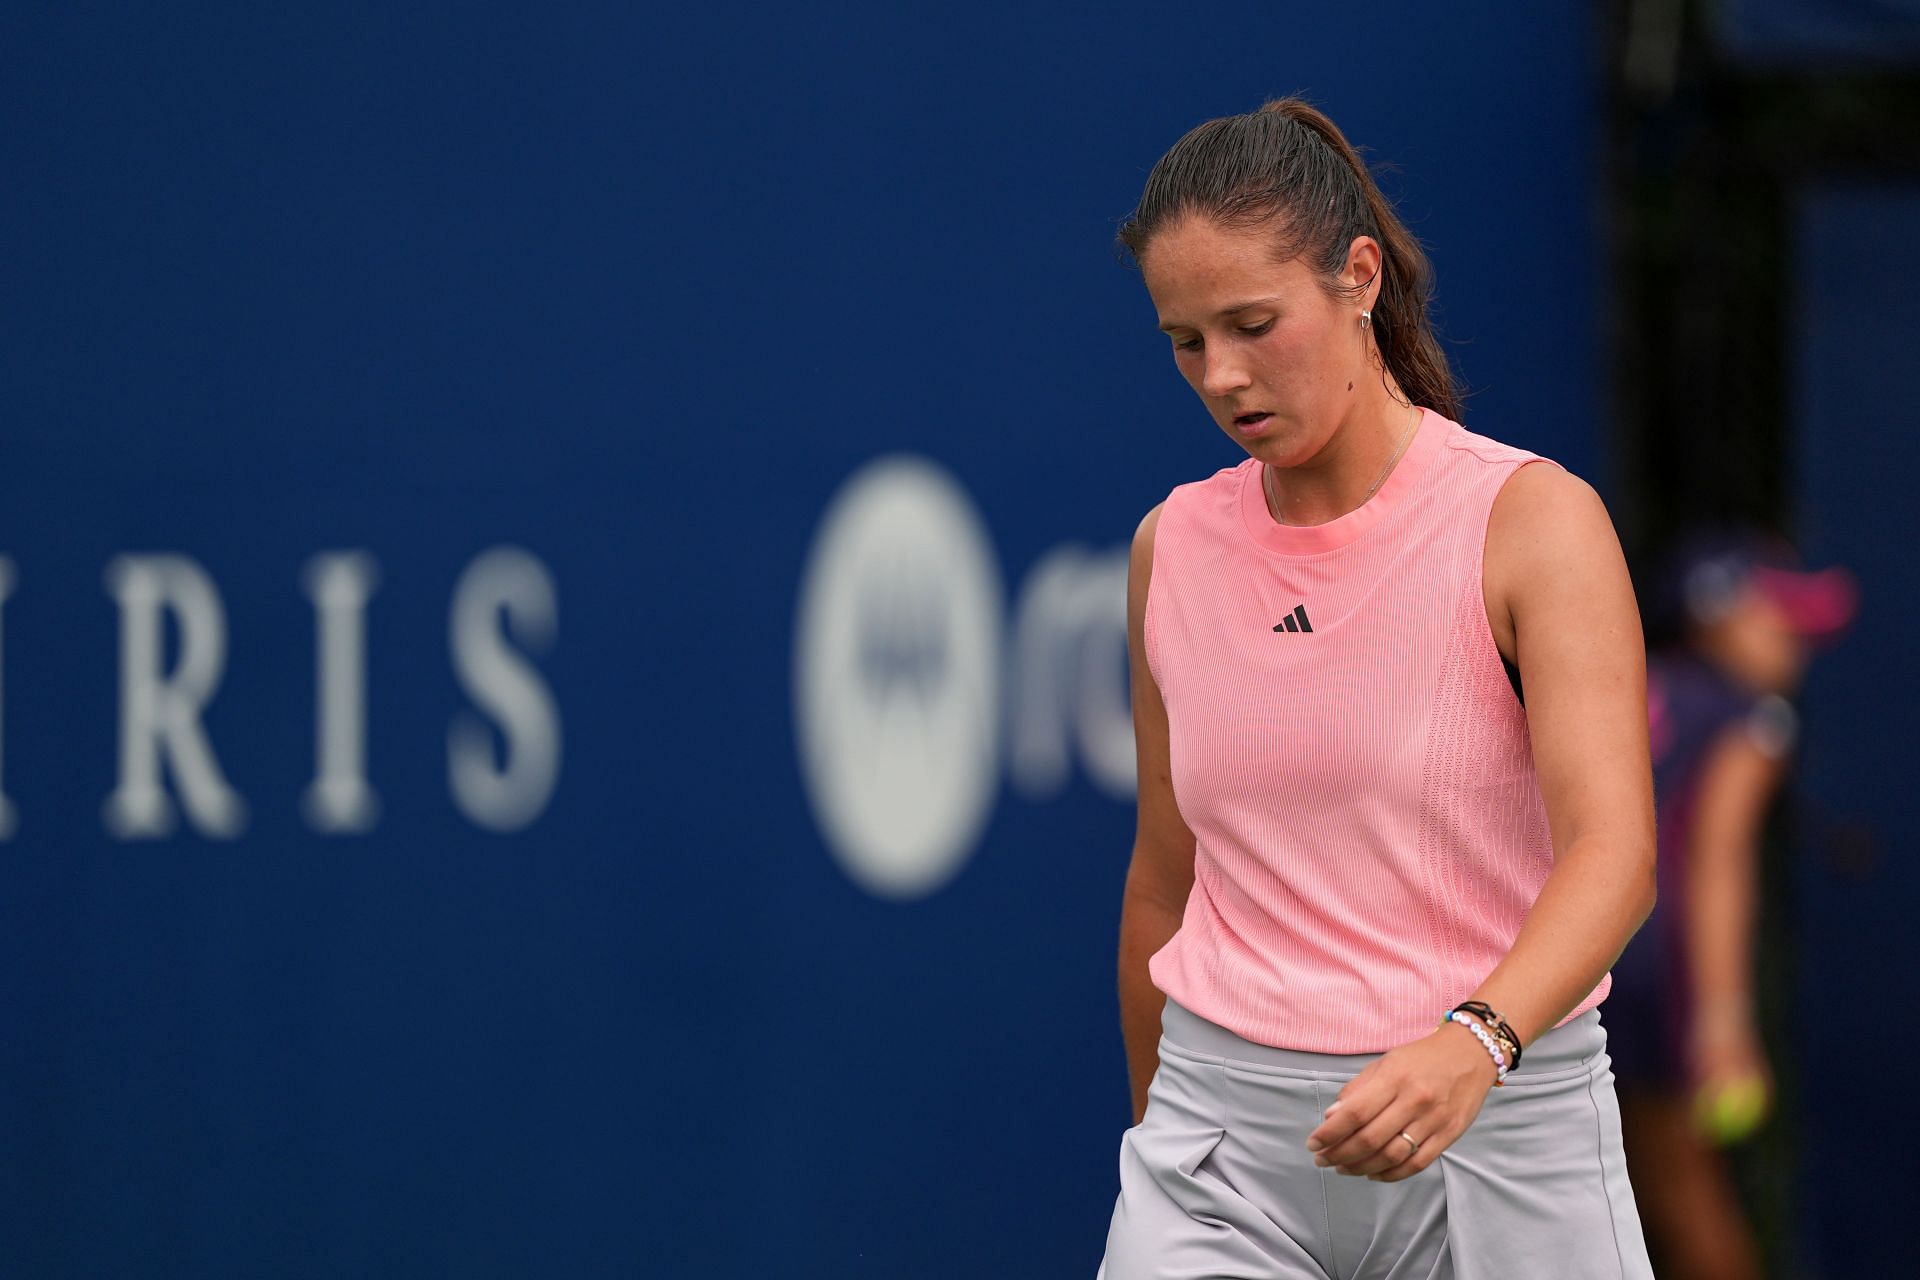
[1264,385,1420,527]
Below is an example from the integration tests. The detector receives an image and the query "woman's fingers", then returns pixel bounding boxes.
[1368,1125,1452,1182]
[1315,1096,1428,1176]
[1305,1035,1495,1179]
[1303,1069,1385,1156]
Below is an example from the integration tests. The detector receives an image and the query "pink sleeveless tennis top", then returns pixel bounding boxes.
[1144,407,1610,1053]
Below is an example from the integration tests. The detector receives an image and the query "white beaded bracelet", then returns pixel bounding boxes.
[1442,1010,1510,1086]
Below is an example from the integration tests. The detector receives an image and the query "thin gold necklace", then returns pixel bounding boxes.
[1262,403,1422,526]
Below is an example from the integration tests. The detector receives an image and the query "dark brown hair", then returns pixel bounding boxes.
[1117,98,1461,423]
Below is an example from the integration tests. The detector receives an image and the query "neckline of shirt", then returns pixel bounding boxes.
[1236,406,1447,556]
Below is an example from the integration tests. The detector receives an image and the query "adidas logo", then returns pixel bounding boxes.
[1272,604,1313,634]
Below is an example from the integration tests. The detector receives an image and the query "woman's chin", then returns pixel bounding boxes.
[1234,432,1303,467]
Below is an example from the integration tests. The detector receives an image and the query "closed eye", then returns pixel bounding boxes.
[1167,317,1270,351]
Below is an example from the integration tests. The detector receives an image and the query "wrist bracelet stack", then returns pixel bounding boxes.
[1438,1002,1525,1088]
[1453,1001,1524,1070]
[1441,1011,1509,1085]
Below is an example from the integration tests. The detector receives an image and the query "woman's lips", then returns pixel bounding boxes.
[1233,412,1273,437]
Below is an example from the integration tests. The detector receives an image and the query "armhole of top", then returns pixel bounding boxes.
[1501,653,1525,707]
[1481,457,1564,711]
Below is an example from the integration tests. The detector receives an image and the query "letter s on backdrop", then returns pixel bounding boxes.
[447,546,562,833]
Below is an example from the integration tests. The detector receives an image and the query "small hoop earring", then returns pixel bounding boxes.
[1360,310,1373,330]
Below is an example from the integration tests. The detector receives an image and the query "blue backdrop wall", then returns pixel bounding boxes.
[0,5,1599,1275]
[1790,182,1920,1278]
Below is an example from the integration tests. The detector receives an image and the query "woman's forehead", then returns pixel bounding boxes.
[1142,222,1315,317]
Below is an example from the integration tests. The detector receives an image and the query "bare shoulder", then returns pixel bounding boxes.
[1128,500,1167,635]
[1489,462,1615,557]
[1130,501,1166,585]
[1133,501,1166,552]
[1483,462,1632,658]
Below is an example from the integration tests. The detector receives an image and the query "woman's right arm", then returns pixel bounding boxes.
[1119,502,1198,1124]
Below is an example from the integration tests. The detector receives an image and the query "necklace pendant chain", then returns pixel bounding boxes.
[1263,404,1421,524]
[1365,404,1422,499]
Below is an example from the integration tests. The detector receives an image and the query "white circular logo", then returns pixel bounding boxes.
[793,455,1004,900]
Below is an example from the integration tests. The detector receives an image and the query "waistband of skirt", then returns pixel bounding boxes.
[1159,997,1605,1079]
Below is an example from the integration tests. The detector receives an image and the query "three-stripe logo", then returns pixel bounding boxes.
[1272,604,1313,634]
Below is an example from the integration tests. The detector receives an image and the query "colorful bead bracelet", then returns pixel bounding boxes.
[1441,1009,1510,1086]
[1451,1000,1524,1071]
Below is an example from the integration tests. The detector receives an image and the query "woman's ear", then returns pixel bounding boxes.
[1345,235,1383,304]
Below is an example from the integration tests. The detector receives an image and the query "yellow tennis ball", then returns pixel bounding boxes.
[1695,1077,1769,1145]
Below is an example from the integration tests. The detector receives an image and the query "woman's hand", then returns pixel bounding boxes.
[1304,1023,1499,1182]
[1686,1004,1773,1142]
[1687,1004,1770,1094]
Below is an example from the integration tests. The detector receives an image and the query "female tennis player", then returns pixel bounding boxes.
[1608,532,1854,1279]
[1097,99,1657,1278]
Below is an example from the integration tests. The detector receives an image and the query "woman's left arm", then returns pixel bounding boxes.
[1465,461,1658,1045]
[1307,462,1656,1181]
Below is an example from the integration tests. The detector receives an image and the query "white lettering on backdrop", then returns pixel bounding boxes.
[793,455,1135,902]
[102,554,249,839]
[301,551,382,834]
[0,546,562,841]
[447,546,563,834]
[1007,544,1133,802]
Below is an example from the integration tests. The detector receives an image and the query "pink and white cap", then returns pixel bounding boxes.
[1674,531,1859,642]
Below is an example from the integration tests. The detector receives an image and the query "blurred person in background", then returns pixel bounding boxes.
[1098,97,1656,1279]
[1609,533,1856,1280]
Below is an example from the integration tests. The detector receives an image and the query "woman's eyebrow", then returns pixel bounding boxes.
[1157,295,1286,332]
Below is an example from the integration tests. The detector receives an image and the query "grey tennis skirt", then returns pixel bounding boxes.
[1097,997,1653,1280]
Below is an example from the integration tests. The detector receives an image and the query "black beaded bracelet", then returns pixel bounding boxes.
[1450,1001,1523,1071]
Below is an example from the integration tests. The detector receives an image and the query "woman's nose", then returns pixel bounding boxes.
[1200,352,1251,399]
